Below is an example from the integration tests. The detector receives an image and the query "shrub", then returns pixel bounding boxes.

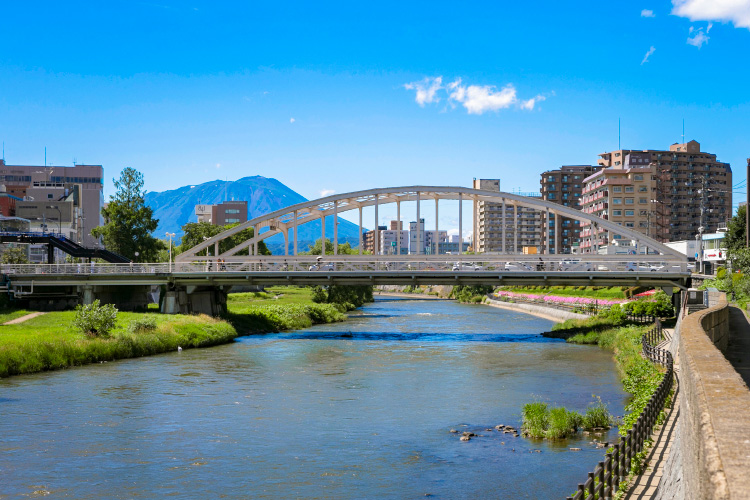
[546,407,583,439]
[73,300,118,337]
[522,401,549,438]
[128,316,158,333]
[582,395,613,428]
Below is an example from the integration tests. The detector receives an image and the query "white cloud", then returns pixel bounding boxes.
[404,76,443,106]
[687,27,710,47]
[319,189,335,197]
[641,9,656,17]
[290,117,296,123]
[406,76,549,114]
[215,163,221,169]
[641,46,656,64]
[672,0,750,29]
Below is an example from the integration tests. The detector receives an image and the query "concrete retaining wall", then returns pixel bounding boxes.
[659,293,750,499]
[484,296,588,323]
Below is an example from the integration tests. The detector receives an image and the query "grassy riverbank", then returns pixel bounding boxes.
[0,286,349,378]
[498,286,628,300]
[225,286,347,332]
[0,311,237,377]
[558,316,663,434]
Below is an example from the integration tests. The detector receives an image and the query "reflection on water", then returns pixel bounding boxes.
[0,298,626,499]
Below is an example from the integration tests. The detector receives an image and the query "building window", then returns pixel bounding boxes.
[548,193,556,200]
[613,186,622,193]
[638,186,648,192]
[225,218,240,223]
[613,210,622,216]
[625,186,634,193]
[225,209,241,214]
[625,198,634,205]
[547,176,556,182]
[625,222,635,227]
[639,198,647,204]
[634,174,643,180]
[613,198,622,205]
[625,210,634,216]
[615,161,621,166]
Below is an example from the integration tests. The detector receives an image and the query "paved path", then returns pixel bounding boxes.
[623,327,678,500]
[2,311,46,325]
[726,305,750,388]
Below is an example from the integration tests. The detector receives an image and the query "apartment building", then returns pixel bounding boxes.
[379,220,409,255]
[194,201,249,226]
[363,225,386,254]
[540,165,601,254]
[0,159,103,247]
[409,219,448,254]
[597,140,731,242]
[472,179,542,253]
[579,155,658,253]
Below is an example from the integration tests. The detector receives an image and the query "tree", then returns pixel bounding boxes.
[177,222,270,256]
[725,205,746,254]
[306,238,360,255]
[91,168,161,262]
[0,246,29,264]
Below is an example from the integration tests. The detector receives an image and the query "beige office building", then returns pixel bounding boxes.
[472,179,542,253]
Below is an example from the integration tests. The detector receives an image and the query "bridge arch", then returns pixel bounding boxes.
[176,186,683,262]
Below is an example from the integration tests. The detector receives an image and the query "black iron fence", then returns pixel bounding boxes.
[566,321,673,500]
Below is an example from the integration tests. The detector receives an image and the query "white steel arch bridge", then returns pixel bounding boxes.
[167,186,689,289]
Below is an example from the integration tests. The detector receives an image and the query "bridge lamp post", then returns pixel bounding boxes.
[166,232,176,273]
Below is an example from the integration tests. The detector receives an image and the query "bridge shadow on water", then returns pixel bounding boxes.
[278,331,563,343]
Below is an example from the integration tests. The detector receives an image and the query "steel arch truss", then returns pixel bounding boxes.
[175,186,684,262]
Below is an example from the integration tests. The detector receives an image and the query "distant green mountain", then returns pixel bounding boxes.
[144,176,363,254]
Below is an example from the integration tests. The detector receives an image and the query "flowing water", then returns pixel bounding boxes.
[0,297,627,499]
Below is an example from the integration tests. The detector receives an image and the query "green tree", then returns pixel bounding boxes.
[91,168,161,262]
[311,285,373,309]
[306,238,361,255]
[177,222,270,256]
[0,246,29,264]
[725,205,746,254]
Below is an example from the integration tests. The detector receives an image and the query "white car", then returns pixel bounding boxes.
[309,263,334,271]
[452,262,484,271]
[558,259,595,272]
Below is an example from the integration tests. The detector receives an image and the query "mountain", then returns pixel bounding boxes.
[144,176,364,254]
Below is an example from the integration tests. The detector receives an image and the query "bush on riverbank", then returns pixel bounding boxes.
[0,312,237,378]
[452,285,494,303]
[521,397,613,439]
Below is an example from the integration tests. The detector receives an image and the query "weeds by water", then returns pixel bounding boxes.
[521,397,611,439]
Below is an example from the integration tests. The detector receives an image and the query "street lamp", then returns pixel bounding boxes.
[166,232,176,272]
[46,205,62,235]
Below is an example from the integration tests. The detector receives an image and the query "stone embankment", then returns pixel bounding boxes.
[655,292,750,500]
[484,295,588,323]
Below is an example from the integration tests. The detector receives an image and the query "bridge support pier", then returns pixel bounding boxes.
[161,285,227,316]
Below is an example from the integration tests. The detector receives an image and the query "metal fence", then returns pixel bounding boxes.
[566,320,674,500]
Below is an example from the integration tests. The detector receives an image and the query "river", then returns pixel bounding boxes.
[0,297,626,499]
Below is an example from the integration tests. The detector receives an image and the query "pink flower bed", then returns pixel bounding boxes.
[494,290,628,306]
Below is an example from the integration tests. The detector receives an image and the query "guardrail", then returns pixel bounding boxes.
[0,256,690,276]
[566,321,674,500]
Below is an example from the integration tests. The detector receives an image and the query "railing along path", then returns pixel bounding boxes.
[566,319,673,500]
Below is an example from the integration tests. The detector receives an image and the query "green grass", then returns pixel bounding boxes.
[0,311,238,378]
[567,322,662,436]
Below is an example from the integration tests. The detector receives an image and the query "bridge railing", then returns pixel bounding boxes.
[1,256,689,275]
[566,320,673,500]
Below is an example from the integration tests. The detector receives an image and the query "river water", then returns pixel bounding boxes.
[0,298,626,499]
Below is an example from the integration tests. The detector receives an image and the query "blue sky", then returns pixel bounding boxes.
[1,1,749,235]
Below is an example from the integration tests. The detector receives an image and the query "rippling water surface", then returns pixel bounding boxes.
[0,298,626,499]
